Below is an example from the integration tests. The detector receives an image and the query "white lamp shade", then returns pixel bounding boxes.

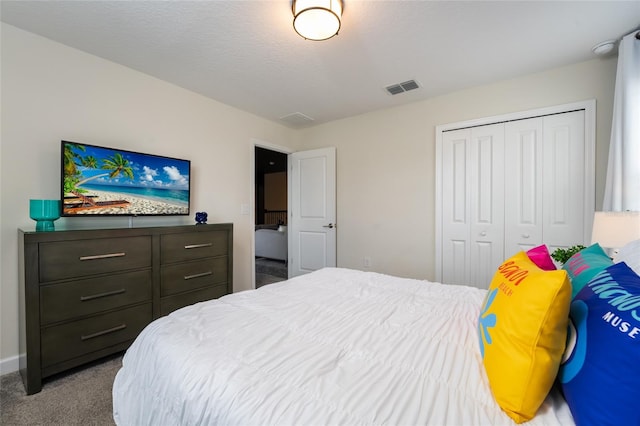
[591,211,640,248]
[293,0,342,41]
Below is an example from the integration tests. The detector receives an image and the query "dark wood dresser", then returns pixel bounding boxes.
[18,223,233,394]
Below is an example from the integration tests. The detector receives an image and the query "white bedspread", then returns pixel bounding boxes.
[113,267,574,425]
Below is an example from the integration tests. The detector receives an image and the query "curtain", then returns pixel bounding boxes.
[603,31,640,211]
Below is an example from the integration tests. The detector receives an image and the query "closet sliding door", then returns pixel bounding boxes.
[436,102,594,289]
[504,118,544,256]
[441,124,504,288]
[541,111,585,252]
[504,111,585,255]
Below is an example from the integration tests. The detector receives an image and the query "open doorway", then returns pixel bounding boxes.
[254,146,288,288]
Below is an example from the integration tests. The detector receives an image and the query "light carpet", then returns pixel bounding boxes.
[1,354,121,426]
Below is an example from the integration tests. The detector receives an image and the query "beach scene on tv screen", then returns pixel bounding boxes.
[62,142,190,215]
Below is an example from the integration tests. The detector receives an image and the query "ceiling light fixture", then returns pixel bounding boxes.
[292,0,342,41]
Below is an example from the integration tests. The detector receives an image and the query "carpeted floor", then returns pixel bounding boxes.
[1,354,122,425]
[256,272,286,288]
[2,266,288,424]
[255,258,287,288]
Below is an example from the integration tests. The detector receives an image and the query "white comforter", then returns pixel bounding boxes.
[112,267,574,425]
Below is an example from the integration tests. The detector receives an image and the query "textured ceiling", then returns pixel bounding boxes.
[1,1,639,129]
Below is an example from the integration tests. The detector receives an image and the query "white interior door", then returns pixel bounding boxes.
[441,128,472,286]
[469,124,505,288]
[436,101,595,286]
[288,147,336,277]
[504,117,544,256]
[542,110,585,252]
[503,111,586,256]
[441,125,504,288]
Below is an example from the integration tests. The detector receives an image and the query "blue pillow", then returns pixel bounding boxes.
[559,262,640,426]
[562,243,612,299]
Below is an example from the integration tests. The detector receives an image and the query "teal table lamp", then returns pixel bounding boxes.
[29,199,61,231]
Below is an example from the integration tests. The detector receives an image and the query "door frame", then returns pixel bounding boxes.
[251,139,292,289]
[434,99,596,282]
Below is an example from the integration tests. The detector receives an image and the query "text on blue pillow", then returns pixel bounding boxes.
[588,273,640,322]
[602,311,640,339]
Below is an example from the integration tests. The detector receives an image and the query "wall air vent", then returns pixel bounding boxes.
[385,79,420,95]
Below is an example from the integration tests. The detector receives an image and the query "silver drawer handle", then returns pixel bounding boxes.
[184,271,213,280]
[79,252,126,261]
[80,324,126,341]
[184,243,212,249]
[80,288,126,302]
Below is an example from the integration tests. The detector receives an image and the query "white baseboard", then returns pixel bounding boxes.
[0,354,23,376]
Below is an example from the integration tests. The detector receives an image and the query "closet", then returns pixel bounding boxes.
[435,102,595,288]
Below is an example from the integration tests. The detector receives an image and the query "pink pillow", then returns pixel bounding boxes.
[527,245,557,271]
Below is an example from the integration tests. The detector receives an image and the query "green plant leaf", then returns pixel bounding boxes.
[551,245,586,264]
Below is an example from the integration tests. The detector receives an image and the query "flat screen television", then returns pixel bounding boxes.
[61,140,191,216]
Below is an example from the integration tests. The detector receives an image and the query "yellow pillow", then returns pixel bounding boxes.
[478,251,571,423]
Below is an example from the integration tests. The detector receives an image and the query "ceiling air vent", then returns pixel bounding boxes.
[280,112,315,128]
[385,79,420,96]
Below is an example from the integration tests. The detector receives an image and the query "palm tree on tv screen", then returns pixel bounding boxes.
[72,152,134,189]
[99,153,134,181]
[64,144,134,208]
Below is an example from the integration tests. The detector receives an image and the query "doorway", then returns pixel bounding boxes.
[254,146,288,288]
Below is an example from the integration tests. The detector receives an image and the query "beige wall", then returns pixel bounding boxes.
[0,24,297,366]
[0,22,618,368]
[296,58,617,280]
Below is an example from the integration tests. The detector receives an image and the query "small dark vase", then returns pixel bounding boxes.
[195,211,208,225]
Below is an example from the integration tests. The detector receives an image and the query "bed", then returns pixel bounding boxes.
[112,266,576,425]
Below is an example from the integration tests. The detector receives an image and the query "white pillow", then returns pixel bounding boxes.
[614,238,640,275]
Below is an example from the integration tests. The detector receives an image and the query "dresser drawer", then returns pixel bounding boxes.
[19,223,232,395]
[161,257,227,297]
[161,231,228,264]
[41,303,151,368]
[40,270,152,325]
[39,236,151,282]
[160,284,228,316]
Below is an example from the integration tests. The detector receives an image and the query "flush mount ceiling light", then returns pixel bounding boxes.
[292,0,342,41]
